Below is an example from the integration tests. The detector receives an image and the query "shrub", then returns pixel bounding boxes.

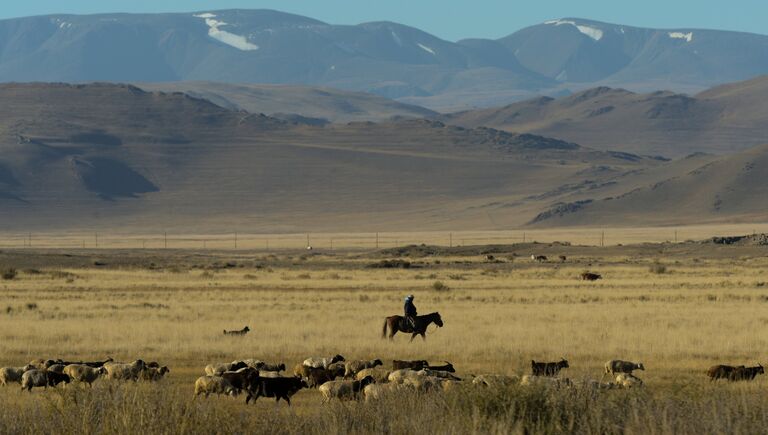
[2,268,17,280]
[432,281,449,292]
[649,262,668,274]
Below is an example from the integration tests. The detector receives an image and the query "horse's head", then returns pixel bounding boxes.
[434,312,443,327]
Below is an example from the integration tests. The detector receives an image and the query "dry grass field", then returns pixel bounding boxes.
[0,237,767,434]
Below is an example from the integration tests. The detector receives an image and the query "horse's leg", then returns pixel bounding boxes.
[420,332,426,341]
[410,333,417,342]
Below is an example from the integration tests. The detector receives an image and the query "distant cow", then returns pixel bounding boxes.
[531,255,548,262]
[531,359,569,377]
[581,272,602,281]
[223,326,250,336]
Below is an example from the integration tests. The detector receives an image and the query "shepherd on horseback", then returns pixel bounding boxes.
[404,294,417,331]
[382,294,443,342]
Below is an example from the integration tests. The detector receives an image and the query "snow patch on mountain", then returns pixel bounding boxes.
[417,43,436,55]
[668,32,694,42]
[544,19,604,41]
[391,31,403,46]
[194,13,260,51]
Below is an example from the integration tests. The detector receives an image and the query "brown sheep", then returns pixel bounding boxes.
[707,364,743,381]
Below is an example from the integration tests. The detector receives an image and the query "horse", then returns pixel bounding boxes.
[382,312,443,342]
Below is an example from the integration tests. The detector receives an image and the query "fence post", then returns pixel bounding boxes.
[449,233,452,248]
[95,232,98,248]
[164,232,167,249]
[375,232,379,249]
[234,232,238,249]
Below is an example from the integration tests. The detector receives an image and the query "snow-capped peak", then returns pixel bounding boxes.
[544,19,603,41]
[194,13,260,51]
[668,32,694,42]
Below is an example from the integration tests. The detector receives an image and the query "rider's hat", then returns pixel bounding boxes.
[405,294,414,300]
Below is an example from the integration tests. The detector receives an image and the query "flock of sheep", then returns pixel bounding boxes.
[0,357,169,391]
[191,355,658,405]
[1,355,762,402]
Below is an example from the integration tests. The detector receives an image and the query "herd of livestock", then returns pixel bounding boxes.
[3,354,759,404]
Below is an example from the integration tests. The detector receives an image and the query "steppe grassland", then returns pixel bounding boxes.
[0,250,767,433]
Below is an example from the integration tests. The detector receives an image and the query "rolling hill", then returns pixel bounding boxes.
[0,82,675,232]
[137,82,437,123]
[439,76,768,157]
[0,11,768,109]
[528,143,768,227]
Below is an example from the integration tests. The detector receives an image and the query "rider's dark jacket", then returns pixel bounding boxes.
[404,300,417,318]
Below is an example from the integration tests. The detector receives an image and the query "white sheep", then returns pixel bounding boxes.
[615,373,643,388]
[363,382,412,401]
[318,376,375,401]
[104,360,146,381]
[20,369,48,391]
[387,369,421,383]
[520,375,571,388]
[604,360,645,378]
[415,369,461,380]
[204,361,247,376]
[344,359,383,378]
[355,368,391,383]
[63,364,106,386]
[194,375,237,397]
[472,374,520,387]
[303,354,345,369]
[0,365,35,386]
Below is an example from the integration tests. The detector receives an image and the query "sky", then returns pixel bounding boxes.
[0,0,765,41]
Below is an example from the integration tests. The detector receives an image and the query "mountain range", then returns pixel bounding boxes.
[1,10,768,110]
[0,82,766,231]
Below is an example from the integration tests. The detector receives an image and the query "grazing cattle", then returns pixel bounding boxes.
[223,326,250,336]
[581,272,602,281]
[603,360,644,379]
[532,255,548,262]
[531,359,569,377]
[245,376,307,405]
[707,365,743,381]
[729,365,765,382]
[558,255,567,263]
[392,360,428,371]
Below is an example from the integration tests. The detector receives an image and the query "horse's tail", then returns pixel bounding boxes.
[382,318,389,339]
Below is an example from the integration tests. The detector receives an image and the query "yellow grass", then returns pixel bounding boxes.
[0,246,767,433]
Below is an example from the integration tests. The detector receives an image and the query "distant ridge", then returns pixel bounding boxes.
[0,11,767,109]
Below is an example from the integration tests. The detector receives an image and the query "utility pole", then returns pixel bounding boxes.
[449,233,453,248]
[600,231,605,247]
[522,232,526,243]
[164,232,167,249]
[95,232,98,248]
[28,232,31,248]
[234,232,238,249]
[375,232,379,249]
